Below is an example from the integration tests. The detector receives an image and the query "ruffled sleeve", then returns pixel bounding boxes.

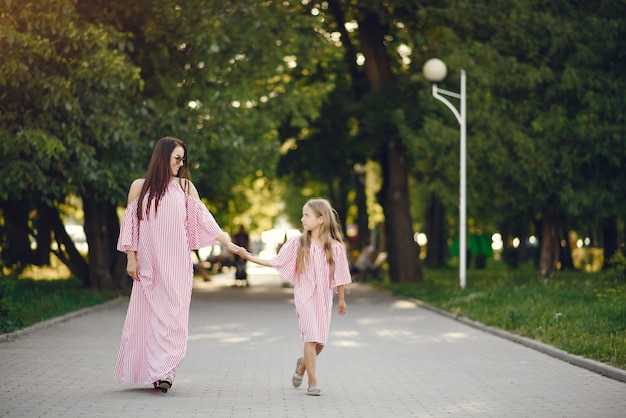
[117,198,139,253]
[331,242,352,288]
[186,195,224,250]
[272,236,300,284]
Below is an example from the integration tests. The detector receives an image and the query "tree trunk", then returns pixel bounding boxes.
[378,142,422,282]
[559,227,575,270]
[538,211,559,278]
[83,192,126,290]
[327,0,370,249]
[424,194,447,268]
[334,176,350,238]
[602,216,618,270]
[0,198,35,268]
[358,10,422,283]
[33,205,53,266]
[354,168,370,251]
[43,203,90,284]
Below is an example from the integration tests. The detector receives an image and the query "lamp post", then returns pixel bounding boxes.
[422,58,467,289]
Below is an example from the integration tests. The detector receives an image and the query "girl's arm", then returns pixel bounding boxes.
[240,250,274,268]
[336,285,346,315]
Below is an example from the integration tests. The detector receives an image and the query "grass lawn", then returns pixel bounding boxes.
[377,260,626,370]
[0,264,120,334]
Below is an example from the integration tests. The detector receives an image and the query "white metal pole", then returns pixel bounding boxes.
[429,71,467,289]
[459,70,467,289]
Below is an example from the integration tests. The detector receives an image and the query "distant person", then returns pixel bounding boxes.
[241,198,352,396]
[116,136,245,393]
[192,249,211,282]
[232,225,250,287]
[353,238,378,280]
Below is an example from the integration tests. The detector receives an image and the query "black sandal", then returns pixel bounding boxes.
[154,378,173,393]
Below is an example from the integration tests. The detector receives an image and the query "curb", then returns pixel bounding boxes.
[0,296,126,343]
[410,297,626,384]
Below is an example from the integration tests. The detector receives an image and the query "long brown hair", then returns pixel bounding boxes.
[296,198,344,279]
[136,136,190,220]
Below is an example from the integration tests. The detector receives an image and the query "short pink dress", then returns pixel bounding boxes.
[115,180,223,384]
[272,237,352,344]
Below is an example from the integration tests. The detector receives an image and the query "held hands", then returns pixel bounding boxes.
[237,249,272,267]
[238,248,252,259]
[227,242,251,259]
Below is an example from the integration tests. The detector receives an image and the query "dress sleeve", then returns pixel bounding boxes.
[186,195,225,250]
[331,242,352,288]
[117,199,139,253]
[271,236,300,284]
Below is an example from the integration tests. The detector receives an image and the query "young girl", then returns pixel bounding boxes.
[242,198,352,396]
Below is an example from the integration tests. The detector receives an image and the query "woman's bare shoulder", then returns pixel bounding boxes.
[127,178,145,203]
[180,178,200,199]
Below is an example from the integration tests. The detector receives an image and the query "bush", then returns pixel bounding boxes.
[608,250,626,281]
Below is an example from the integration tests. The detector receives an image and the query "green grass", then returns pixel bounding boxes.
[377,261,626,370]
[0,276,120,334]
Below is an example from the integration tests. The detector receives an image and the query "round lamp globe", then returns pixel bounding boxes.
[423,58,448,82]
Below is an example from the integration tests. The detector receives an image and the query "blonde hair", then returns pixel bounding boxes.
[296,198,344,280]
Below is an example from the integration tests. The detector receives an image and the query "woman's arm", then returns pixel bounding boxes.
[126,250,139,281]
[216,233,245,256]
[123,179,143,281]
[184,179,244,255]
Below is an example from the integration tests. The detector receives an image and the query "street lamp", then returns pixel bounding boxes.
[422,58,467,289]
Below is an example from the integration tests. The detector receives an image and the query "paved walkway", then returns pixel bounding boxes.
[1,266,625,417]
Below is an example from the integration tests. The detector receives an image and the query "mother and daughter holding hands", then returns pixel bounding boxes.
[116,136,352,396]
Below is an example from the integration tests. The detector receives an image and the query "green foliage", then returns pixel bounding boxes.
[2,0,626,285]
[607,250,626,281]
[2,0,339,277]
[379,260,626,369]
[405,0,626,245]
[0,275,119,334]
[0,0,143,203]
[77,0,339,224]
[0,0,145,284]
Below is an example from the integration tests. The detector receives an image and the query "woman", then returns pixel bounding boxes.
[115,136,244,393]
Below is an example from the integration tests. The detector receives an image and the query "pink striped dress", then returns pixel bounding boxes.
[115,180,223,384]
[272,237,352,344]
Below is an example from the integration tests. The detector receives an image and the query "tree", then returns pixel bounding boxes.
[286,1,425,283]
[430,0,626,276]
[81,0,338,219]
[4,0,624,288]
[0,0,143,289]
[3,0,341,287]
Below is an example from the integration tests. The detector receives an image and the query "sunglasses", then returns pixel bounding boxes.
[172,154,186,164]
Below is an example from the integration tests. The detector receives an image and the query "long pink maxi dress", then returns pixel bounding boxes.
[115,180,223,384]
[272,237,352,344]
